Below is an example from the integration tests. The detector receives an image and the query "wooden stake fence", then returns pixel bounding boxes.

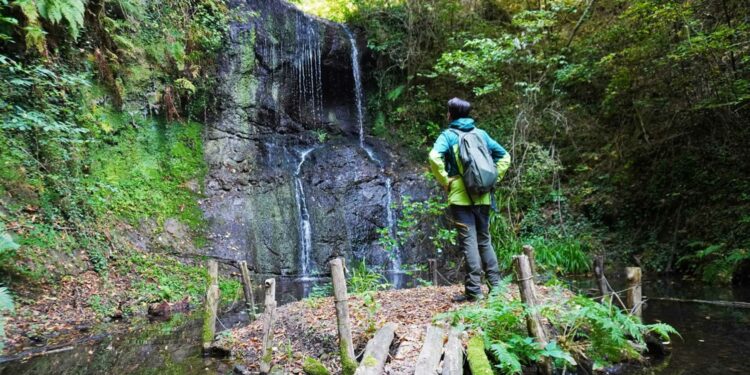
[513,254,552,375]
[202,260,219,351]
[330,257,357,374]
[238,260,256,319]
[626,267,642,318]
[259,278,277,374]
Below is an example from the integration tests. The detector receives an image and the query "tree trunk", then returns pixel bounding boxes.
[428,258,438,286]
[259,278,277,374]
[330,258,357,375]
[354,322,398,375]
[414,325,445,375]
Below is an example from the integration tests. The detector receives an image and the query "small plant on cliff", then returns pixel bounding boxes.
[378,195,456,259]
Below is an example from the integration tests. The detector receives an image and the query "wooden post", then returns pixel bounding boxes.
[428,258,438,286]
[442,328,464,375]
[354,322,398,375]
[414,325,446,375]
[593,255,609,298]
[238,260,256,319]
[513,255,552,375]
[626,267,643,318]
[202,260,220,351]
[522,245,537,277]
[259,278,277,374]
[330,257,357,375]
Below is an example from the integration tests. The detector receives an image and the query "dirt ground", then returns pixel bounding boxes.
[221,284,568,374]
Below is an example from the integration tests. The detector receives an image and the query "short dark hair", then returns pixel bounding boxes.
[448,97,471,120]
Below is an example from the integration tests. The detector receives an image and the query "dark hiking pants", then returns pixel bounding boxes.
[449,204,501,298]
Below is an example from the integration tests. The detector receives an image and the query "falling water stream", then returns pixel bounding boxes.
[294,148,317,276]
[343,25,401,276]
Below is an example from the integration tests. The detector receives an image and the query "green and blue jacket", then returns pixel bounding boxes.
[428,118,511,206]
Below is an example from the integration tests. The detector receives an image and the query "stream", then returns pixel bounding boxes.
[0,310,249,375]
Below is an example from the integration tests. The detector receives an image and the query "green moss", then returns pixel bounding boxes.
[302,357,330,375]
[339,340,357,375]
[467,335,493,375]
[85,114,207,231]
[202,305,215,344]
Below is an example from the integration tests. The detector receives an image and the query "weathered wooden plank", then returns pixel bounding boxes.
[414,325,445,375]
[259,278,277,374]
[354,322,398,375]
[442,328,464,375]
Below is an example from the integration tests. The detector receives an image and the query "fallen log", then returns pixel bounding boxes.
[414,325,446,375]
[330,257,357,375]
[259,278,277,374]
[354,322,398,375]
[466,335,492,375]
[649,296,750,308]
[442,327,464,375]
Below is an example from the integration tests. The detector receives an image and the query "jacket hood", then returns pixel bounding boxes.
[449,118,476,131]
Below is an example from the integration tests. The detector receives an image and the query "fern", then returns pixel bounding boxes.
[0,287,13,312]
[36,0,86,39]
[489,341,522,374]
[646,323,681,341]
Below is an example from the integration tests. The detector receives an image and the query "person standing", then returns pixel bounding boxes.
[428,97,511,302]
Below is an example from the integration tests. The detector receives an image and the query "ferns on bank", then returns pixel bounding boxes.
[441,280,679,373]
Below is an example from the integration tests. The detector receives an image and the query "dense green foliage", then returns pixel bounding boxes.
[0,0,234,330]
[304,0,750,283]
[443,278,678,372]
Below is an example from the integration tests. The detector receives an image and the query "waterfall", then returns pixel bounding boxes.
[295,148,316,276]
[344,25,401,274]
[296,14,323,124]
[343,26,366,148]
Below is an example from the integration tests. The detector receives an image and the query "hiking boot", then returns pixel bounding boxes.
[451,293,483,303]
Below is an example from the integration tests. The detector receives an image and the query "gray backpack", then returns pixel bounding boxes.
[450,129,497,196]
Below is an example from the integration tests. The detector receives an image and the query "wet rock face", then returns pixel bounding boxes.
[202,0,430,275]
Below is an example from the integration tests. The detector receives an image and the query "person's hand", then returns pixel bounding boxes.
[445,177,458,192]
